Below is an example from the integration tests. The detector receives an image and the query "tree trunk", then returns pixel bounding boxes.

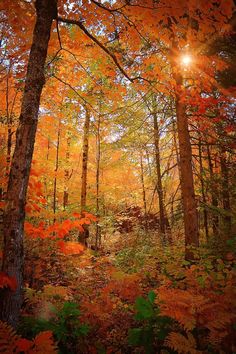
[63,133,71,210]
[95,111,101,250]
[207,145,219,236]
[139,151,148,233]
[198,137,209,242]
[173,71,199,260]
[53,119,61,224]
[6,67,12,176]
[152,97,167,235]
[80,106,90,245]
[220,148,231,239]
[0,0,57,327]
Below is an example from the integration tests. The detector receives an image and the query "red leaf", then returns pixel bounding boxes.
[16,338,32,352]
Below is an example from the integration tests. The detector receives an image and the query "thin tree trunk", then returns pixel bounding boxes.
[53,120,61,224]
[173,70,199,260]
[0,0,57,327]
[207,145,219,236]
[152,97,167,235]
[220,148,231,239]
[145,147,152,176]
[95,112,101,250]
[43,138,50,206]
[139,151,148,233]
[63,134,71,210]
[198,137,209,242]
[6,66,12,176]
[80,106,90,245]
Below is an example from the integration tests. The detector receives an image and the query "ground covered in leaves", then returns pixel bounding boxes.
[2,231,236,354]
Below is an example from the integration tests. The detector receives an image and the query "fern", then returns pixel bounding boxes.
[0,320,20,353]
[0,321,57,353]
[165,331,202,354]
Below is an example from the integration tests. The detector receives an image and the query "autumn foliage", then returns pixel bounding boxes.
[0,0,236,352]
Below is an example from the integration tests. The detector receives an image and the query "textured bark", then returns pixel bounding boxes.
[173,71,199,260]
[0,0,57,327]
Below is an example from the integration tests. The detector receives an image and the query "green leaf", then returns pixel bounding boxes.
[148,291,156,304]
[135,296,154,320]
[128,328,143,345]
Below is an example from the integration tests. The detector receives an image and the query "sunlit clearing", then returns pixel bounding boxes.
[181,54,192,66]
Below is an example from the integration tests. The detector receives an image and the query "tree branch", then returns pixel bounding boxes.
[57,16,149,84]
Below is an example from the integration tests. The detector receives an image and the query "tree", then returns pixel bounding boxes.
[0,0,57,327]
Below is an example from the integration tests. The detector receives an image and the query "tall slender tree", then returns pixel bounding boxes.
[0,0,57,326]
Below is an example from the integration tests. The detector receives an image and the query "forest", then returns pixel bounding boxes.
[0,0,235,353]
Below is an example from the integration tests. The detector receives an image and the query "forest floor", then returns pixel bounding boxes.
[18,230,236,353]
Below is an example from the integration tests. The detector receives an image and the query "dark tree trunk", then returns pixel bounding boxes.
[207,145,219,236]
[6,67,12,176]
[198,137,209,242]
[0,0,57,327]
[220,148,231,239]
[173,71,199,260]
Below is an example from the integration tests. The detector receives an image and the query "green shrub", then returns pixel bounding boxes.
[19,301,89,353]
[128,291,172,354]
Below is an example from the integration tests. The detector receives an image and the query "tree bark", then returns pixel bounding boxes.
[0,0,57,327]
[173,71,199,260]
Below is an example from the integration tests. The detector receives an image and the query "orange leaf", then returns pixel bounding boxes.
[57,241,84,255]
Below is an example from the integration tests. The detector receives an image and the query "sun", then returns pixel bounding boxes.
[181,54,192,66]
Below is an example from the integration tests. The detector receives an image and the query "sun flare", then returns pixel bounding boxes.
[181,54,192,66]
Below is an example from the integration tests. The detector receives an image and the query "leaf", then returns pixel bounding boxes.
[57,241,84,255]
[16,338,32,352]
[33,330,57,353]
[135,296,154,320]
[165,331,201,354]
[148,291,156,304]
[128,328,143,346]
